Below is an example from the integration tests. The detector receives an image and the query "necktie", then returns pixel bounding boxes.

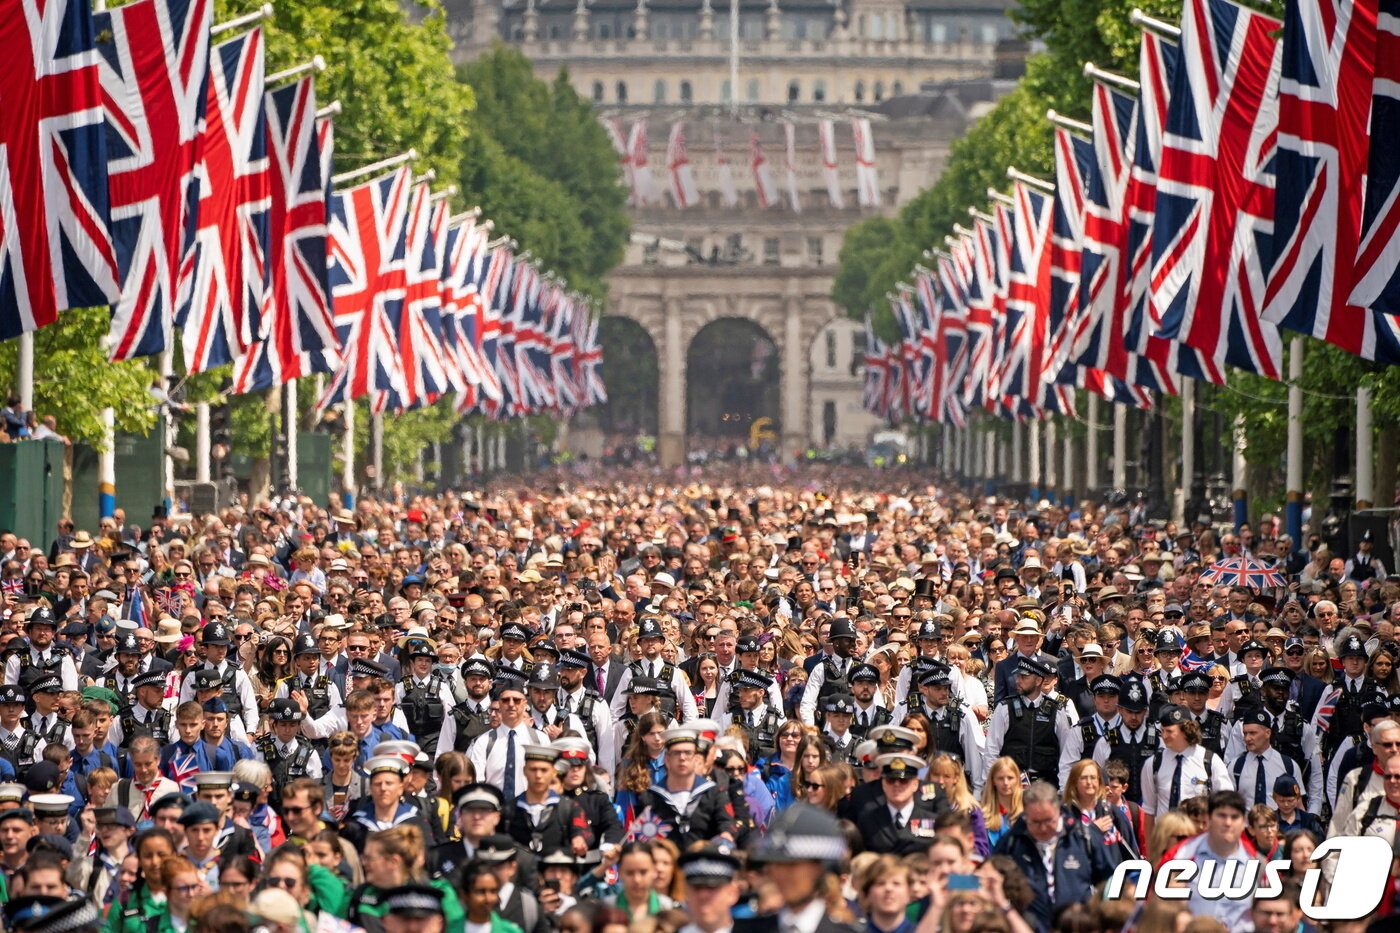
[503,729,517,800]
[858,710,867,729]
[1169,753,1185,806]
[595,668,605,693]
[560,695,572,714]
[1255,755,1267,804]
[894,811,905,831]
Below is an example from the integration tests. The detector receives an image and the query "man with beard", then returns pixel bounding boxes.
[98,634,144,707]
[981,655,1076,792]
[1224,666,1320,807]
[437,657,495,755]
[799,619,860,726]
[847,663,892,738]
[556,649,612,774]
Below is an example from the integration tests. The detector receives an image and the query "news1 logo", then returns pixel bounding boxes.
[1103,835,1393,922]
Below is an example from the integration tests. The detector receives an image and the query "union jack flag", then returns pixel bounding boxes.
[961,219,997,409]
[1074,83,1176,395]
[442,219,498,413]
[97,0,211,361]
[0,579,24,597]
[319,166,411,409]
[177,27,270,374]
[1349,0,1400,319]
[374,183,451,413]
[1150,0,1284,379]
[1264,0,1400,362]
[1122,30,1228,384]
[1047,126,1152,407]
[166,749,200,791]
[458,242,508,415]
[485,250,521,419]
[933,256,969,427]
[577,311,606,406]
[549,292,580,412]
[862,314,891,418]
[1005,181,1076,416]
[1179,650,1214,672]
[232,77,339,393]
[0,0,119,338]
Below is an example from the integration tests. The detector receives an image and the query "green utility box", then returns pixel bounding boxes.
[114,422,166,525]
[297,433,333,507]
[70,444,101,534]
[0,441,66,552]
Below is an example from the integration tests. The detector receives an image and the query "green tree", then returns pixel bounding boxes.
[0,309,156,444]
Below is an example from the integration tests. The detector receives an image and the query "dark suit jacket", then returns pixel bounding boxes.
[1296,673,1326,721]
[1064,678,1096,718]
[589,660,625,702]
[326,655,350,697]
[735,914,861,933]
[862,799,950,855]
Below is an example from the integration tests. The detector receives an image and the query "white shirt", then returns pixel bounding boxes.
[467,722,551,792]
[777,898,827,933]
[888,801,914,828]
[1138,745,1234,816]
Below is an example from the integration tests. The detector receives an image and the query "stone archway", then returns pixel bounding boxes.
[593,317,659,436]
[686,318,781,452]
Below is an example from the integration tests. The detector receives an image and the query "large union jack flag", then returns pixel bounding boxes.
[1045,127,1152,407]
[232,77,339,393]
[1074,83,1177,396]
[1123,30,1228,384]
[318,166,411,409]
[374,182,451,413]
[443,220,500,414]
[97,0,211,361]
[1005,181,1076,417]
[1150,0,1284,379]
[177,27,269,374]
[1264,0,1400,361]
[1349,0,1400,319]
[0,0,119,338]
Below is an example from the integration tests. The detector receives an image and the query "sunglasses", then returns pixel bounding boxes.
[328,738,358,749]
[805,781,824,791]
[1286,648,1305,656]
[263,877,299,890]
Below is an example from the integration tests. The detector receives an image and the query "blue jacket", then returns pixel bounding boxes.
[992,810,1121,933]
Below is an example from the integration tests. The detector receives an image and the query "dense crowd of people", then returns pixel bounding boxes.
[0,463,1392,933]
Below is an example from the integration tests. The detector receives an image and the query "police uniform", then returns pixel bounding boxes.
[1138,704,1234,816]
[1060,674,1123,766]
[3,608,79,691]
[606,619,698,722]
[437,656,496,757]
[712,636,786,720]
[819,695,860,764]
[1229,708,1304,810]
[727,668,786,759]
[1090,676,1160,805]
[981,655,1076,792]
[274,634,344,721]
[177,623,257,734]
[256,698,323,801]
[798,619,861,726]
[901,664,983,779]
[110,670,172,747]
[847,663,893,738]
[556,649,614,774]
[1222,667,1322,807]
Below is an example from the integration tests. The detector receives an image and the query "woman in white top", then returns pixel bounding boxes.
[1139,704,1234,817]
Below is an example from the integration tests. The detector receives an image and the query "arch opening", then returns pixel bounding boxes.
[686,317,780,447]
[590,316,659,438]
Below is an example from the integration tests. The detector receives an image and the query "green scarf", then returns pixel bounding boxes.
[615,888,663,920]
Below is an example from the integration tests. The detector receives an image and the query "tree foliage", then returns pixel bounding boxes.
[457,45,630,299]
[832,0,1400,510]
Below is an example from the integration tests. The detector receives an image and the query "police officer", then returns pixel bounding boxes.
[1224,666,1321,806]
[820,695,860,763]
[556,648,612,773]
[713,635,784,720]
[110,670,171,747]
[177,621,257,736]
[739,804,861,933]
[729,668,785,759]
[799,619,861,726]
[848,663,892,738]
[275,634,343,721]
[1316,633,1374,768]
[1218,639,1271,721]
[4,608,78,692]
[257,698,322,798]
[25,675,70,746]
[438,656,495,756]
[100,634,144,707]
[1091,675,1160,806]
[981,654,1075,792]
[1177,670,1228,758]
[1061,674,1123,767]
[526,664,591,752]
[396,640,456,750]
[608,618,697,722]
[891,620,954,710]
[903,664,982,781]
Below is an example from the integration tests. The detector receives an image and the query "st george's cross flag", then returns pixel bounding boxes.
[750,132,777,209]
[96,0,211,361]
[0,0,120,339]
[666,122,699,208]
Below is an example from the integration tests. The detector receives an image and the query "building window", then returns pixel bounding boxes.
[822,400,837,444]
[616,80,628,103]
[746,78,760,102]
[787,80,800,103]
[825,330,837,368]
[812,79,826,102]
[981,23,998,42]
[808,236,824,266]
[873,80,884,101]
[854,80,865,102]
[892,80,903,96]
[763,238,780,265]
[887,13,898,38]
[680,80,692,102]
[597,22,611,38]
[869,14,882,38]
[654,79,666,102]
[643,241,659,265]
[592,80,604,101]
[851,329,866,374]
[721,79,732,102]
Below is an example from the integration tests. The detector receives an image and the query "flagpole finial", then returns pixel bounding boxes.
[316,100,342,118]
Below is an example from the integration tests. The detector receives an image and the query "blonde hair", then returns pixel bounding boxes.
[929,754,979,813]
[1061,759,1106,807]
[1147,810,1198,862]
[979,756,1024,833]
